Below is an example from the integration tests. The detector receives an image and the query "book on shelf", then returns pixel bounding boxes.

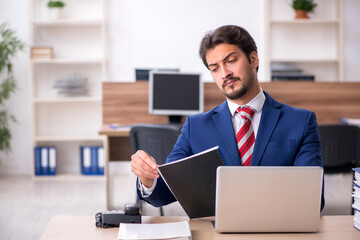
[80,146,104,175]
[31,46,53,59]
[118,221,191,240]
[271,73,315,81]
[352,168,360,231]
[52,73,89,97]
[271,68,303,75]
[271,67,315,81]
[158,146,225,219]
[34,146,56,176]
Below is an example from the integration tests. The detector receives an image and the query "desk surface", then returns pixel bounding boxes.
[41,215,359,240]
[99,124,131,137]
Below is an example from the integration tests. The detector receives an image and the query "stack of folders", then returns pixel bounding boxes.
[34,146,56,176]
[52,73,89,97]
[80,146,105,175]
[352,168,360,231]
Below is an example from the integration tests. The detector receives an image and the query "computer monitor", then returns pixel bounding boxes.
[135,68,180,81]
[149,71,203,124]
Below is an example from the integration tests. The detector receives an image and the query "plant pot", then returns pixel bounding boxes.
[294,10,309,19]
[48,8,61,20]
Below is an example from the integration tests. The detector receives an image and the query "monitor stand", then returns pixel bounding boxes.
[168,115,182,124]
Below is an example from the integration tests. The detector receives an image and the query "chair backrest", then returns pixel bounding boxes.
[318,124,360,173]
[130,124,182,165]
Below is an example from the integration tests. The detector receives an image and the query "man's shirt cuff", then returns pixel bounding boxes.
[138,178,157,197]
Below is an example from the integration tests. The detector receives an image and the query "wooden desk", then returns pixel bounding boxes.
[41,215,359,240]
[99,125,132,209]
[99,124,131,161]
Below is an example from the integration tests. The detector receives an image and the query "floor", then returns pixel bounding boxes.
[0,175,185,240]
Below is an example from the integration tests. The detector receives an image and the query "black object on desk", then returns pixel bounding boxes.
[95,203,141,228]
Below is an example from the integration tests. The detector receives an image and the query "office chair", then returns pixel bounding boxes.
[130,123,182,216]
[318,124,360,215]
[319,124,359,173]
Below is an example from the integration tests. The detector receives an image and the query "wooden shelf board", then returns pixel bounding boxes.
[32,174,106,181]
[34,97,102,103]
[35,135,105,142]
[31,58,103,64]
[270,59,339,63]
[32,19,102,26]
[270,19,339,24]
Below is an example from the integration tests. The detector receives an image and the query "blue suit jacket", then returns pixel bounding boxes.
[138,91,324,210]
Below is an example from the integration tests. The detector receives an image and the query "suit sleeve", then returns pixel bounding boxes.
[294,111,325,211]
[294,111,323,168]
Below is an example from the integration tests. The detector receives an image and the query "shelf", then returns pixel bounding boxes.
[271,58,339,63]
[31,58,103,64]
[32,19,102,26]
[30,0,107,178]
[35,135,105,142]
[34,96,102,103]
[264,0,343,82]
[33,174,106,181]
[270,19,339,24]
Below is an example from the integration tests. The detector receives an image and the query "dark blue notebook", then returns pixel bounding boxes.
[158,146,224,219]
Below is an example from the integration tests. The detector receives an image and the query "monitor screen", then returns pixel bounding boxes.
[135,68,180,81]
[149,72,203,119]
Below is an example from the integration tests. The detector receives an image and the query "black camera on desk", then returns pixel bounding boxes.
[95,203,141,228]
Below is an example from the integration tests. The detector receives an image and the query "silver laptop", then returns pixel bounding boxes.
[215,166,323,233]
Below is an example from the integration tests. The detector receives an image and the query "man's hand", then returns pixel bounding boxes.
[131,150,159,188]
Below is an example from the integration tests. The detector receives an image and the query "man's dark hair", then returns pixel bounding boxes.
[199,25,258,71]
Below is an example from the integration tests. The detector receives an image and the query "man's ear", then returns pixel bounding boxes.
[249,51,259,68]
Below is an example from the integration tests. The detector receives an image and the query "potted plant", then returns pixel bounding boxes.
[0,23,24,159]
[47,1,66,20]
[291,0,317,19]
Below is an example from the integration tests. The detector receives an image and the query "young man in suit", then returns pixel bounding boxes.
[131,25,324,210]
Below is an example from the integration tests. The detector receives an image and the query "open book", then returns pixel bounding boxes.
[158,146,224,218]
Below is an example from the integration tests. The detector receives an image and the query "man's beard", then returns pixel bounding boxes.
[221,69,255,100]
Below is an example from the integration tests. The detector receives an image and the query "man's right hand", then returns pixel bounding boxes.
[131,150,159,188]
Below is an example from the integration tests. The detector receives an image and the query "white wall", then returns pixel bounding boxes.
[107,0,265,82]
[0,0,30,175]
[343,0,360,81]
[0,0,359,175]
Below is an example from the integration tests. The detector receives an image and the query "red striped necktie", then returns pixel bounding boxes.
[236,106,255,166]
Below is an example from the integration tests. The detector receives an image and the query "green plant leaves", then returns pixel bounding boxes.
[47,1,66,8]
[0,23,24,154]
[291,0,317,13]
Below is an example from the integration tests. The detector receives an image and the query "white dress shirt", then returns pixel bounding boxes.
[227,88,266,138]
[139,89,266,197]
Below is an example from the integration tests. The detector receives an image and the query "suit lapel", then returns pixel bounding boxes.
[212,102,241,166]
[252,92,281,166]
